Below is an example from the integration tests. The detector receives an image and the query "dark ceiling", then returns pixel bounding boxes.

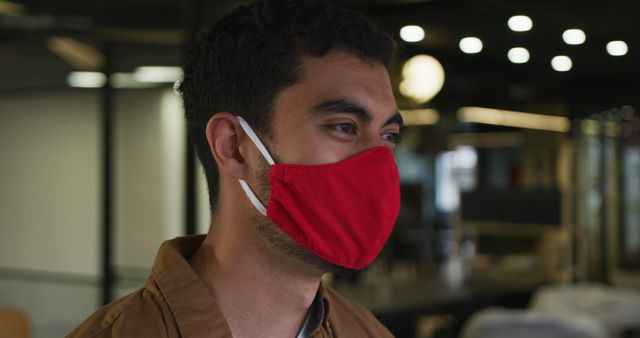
[1,0,638,118]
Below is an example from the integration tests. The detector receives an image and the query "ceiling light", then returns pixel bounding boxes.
[551,55,572,72]
[508,15,533,32]
[400,25,425,43]
[562,29,586,45]
[47,36,105,70]
[507,47,530,64]
[399,54,445,104]
[67,72,107,88]
[399,109,440,126]
[111,73,157,89]
[134,66,182,83]
[457,107,570,132]
[459,37,483,54]
[0,0,25,15]
[607,40,628,56]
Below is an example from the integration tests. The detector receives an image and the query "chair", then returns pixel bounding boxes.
[531,283,640,338]
[461,307,608,338]
[0,308,30,338]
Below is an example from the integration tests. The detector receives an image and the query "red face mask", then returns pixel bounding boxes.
[237,116,400,270]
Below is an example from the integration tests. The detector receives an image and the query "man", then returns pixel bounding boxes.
[69,0,403,337]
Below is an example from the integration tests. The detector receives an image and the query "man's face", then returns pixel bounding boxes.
[248,50,402,273]
[269,50,401,165]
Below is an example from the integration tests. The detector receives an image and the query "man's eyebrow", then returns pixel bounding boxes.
[312,99,404,128]
[384,112,404,128]
[312,99,372,122]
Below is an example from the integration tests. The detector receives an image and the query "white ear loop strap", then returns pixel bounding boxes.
[239,179,267,216]
[236,116,275,165]
[236,115,274,216]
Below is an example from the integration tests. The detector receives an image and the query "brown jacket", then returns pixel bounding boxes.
[68,236,393,338]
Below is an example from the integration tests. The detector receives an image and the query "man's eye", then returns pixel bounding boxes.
[331,123,357,135]
[382,132,402,144]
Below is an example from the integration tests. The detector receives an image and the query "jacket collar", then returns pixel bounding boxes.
[149,235,234,338]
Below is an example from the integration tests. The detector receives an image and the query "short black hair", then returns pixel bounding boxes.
[178,0,396,211]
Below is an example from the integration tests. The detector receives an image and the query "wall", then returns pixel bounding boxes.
[0,87,210,337]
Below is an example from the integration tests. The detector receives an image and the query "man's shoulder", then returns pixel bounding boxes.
[322,285,394,337]
[67,282,174,338]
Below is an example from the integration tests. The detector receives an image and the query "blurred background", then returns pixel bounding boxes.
[1,0,639,337]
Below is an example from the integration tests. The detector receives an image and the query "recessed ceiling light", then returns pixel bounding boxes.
[400,25,425,43]
[607,40,628,56]
[551,55,572,72]
[508,47,530,64]
[459,37,483,54]
[562,29,586,45]
[508,15,533,32]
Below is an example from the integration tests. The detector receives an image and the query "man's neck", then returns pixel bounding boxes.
[190,214,323,338]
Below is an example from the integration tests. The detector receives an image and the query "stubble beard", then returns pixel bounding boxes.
[251,157,356,276]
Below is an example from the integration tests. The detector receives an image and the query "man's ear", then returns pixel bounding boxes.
[205,112,246,179]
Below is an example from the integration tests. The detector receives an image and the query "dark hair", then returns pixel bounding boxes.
[178,0,396,211]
